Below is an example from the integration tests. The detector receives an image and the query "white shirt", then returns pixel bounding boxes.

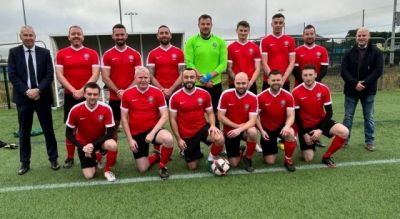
[23,45,38,88]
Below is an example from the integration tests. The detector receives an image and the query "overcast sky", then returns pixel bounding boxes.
[0,0,396,53]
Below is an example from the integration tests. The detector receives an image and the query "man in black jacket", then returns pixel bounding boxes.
[8,26,59,175]
[341,27,383,152]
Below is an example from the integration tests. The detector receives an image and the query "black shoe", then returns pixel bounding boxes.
[284,161,296,172]
[242,157,255,172]
[18,164,30,175]
[50,160,60,170]
[159,167,169,180]
[322,157,336,168]
[63,158,74,168]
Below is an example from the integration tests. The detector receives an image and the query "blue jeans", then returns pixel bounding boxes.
[343,95,375,145]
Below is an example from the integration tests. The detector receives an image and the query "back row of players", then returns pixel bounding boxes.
[56,13,348,181]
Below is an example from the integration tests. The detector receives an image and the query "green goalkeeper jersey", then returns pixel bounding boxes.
[184,34,227,85]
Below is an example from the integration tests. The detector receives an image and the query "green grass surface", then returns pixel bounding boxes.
[0,90,399,218]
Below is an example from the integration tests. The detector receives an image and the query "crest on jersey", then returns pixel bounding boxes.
[316,92,322,100]
[316,52,321,58]
[249,48,254,55]
[284,41,289,47]
[212,42,218,49]
[98,115,104,121]
[198,97,204,105]
[129,55,134,62]
[84,53,90,60]
[148,96,154,104]
[280,100,286,107]
[171,53,177,61]
[244,104,250,111]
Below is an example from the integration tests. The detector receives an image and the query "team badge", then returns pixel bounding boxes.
[171,53,177,61]
[129,55,134,62]
[316,52,321,58]
[316,92,322,100]
[249,48,254,55]
[244,104,250,111]
[98,115,104,121]
[280,100,286,107]
[84,53,90,60]
[148,96,154,104]
[198,98,204,105]
[212,42,218,49]
[284,41,289,47]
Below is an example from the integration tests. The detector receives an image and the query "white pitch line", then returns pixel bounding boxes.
[1,158,399,193]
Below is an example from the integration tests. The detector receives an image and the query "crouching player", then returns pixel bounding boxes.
[292,64,349,167]
[218,73,258,172]
[169,69,224,171]
[256,70,297,172]
[121,67,174,179]
[66,82,118,181]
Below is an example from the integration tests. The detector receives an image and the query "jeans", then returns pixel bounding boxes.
[343,95,375,145]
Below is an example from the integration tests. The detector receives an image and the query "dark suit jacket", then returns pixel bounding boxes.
[8,45,54,105]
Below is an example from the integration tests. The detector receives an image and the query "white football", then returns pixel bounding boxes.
[211,158,230,176]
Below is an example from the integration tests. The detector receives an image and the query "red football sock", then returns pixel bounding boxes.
[210,143,223,157]
[323,136,346,158]
[148,153,159,166]
[159,146,173,169]
[284,140,297,161]
[95,151,102,163]
[153,144,161,153]
[104,150,118,173]
[245,142,256,159]
[66,138,75,159]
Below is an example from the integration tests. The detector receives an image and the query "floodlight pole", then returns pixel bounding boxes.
[125,12,138,33]
[118,0,122,24]
[390,0,397,66]
[22,0,27,25]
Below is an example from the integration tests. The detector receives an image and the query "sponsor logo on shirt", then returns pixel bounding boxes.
[79,117,87,120]
[269,43,275,46]
[66,55,72,59]
[300,97,307,100]
[84,53,90,60]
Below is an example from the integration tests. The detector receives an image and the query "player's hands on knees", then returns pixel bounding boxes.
[280,125,291,138]
[83,144,94,157]
[128,138,138,153]
[208,126,221,135]
[178,139,187,151]
[227,128,241,139]
[261,129,269,141]
[309,129,322,141]
[303,133,313,145]
[145,133,155,144]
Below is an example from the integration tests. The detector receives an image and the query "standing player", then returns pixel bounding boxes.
[56,25,100,169]
[227,20,261,94]
[66,82,118,181]
[218,73,258,172]
[260,13,295,91]
[185,14,227,124]
[147,25,185,100]
[256,70,297,172]
[293,24,329,85]
[121,67,174,179]
[292,64,349,167]
[102,24,142,141]
[169,69,224,171]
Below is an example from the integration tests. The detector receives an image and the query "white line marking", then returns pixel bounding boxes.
[1,159,399,193]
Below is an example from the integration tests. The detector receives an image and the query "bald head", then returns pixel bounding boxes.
[234,72,249,95]
[234,72,249,82]
[356,27,370,47]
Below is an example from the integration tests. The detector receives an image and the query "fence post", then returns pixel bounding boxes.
[1,64,11,109]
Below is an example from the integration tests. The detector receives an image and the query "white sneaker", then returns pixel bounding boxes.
[104,171,116,182]
[255,143,263,153]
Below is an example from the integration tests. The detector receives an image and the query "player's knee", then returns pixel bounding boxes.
[246,128,257,141]
[105,139,118,151]
[336,125,349,139]
[264,156,276,165]
[137,166,147,173]
[229,158,240,167]
[213,134,224,146]
[83,172,95,180]
[161,133,174,147]
[187,162,198,170]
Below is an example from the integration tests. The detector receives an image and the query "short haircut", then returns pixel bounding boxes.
[268,70,282,77]
[158,25,170,31]
[236,20,250,29]
[272,13,285,20]
[19,25,35,36]
[84,82,100,92]
[198,14,212,23]
[302,64,316,72]
[112,24,126,31]
[68,25,82,34]
[135,66,150,76]
[356,27,370,35]
[303,24,315,33]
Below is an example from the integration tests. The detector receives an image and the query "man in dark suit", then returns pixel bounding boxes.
[8,25,60,175]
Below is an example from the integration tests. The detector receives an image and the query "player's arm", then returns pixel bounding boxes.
[168,65,185,93]
[56,66,77,94]
[282,53,295,83]
[91,126,115,149]
[147,64,164,89]
[261,53,271,77]
[213,39,228,77]
[147,107,169,141]
[256,116,269,140]
[65,127,83,148]
[87,65,100,85]
[316,65,328,82]
[217,110,240,129]
[101,67,121,96]
[227,61,236,81]
[239,114,257,132]
[249,59,261,88]
[169,110,187,150]
[292,65,303,83]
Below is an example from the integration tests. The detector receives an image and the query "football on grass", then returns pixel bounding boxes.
[211,158,230,176]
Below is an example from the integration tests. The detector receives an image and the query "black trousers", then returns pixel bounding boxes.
[198,83,222,128]
[17,99,58,164]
